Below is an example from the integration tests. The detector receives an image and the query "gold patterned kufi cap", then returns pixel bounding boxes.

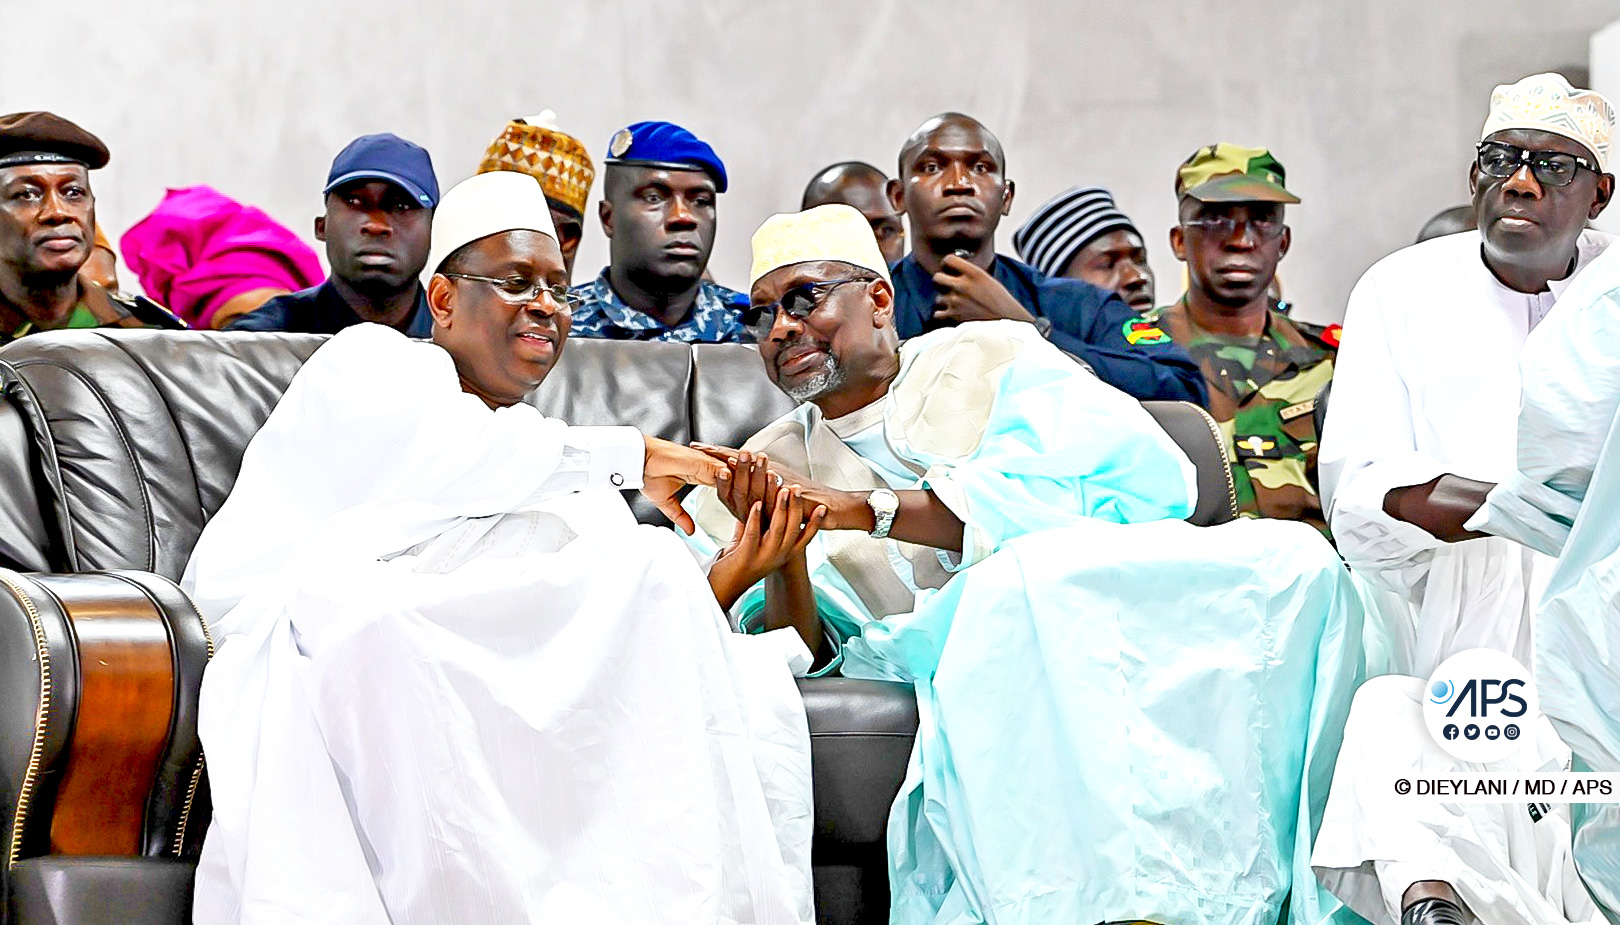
[478,111,596,217]
[1482,73,1615,172]
[749,205,893,288]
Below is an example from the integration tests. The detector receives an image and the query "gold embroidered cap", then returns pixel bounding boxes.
[478,111,596,217]
[1482,73,1615,172]
[749,204,892,288]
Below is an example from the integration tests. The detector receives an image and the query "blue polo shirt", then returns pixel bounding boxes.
[226,280,434,338]
[889,253,1206,405]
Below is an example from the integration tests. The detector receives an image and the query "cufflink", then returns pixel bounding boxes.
[610,473,624,487]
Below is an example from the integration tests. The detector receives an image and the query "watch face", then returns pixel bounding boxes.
[871,490,899,513]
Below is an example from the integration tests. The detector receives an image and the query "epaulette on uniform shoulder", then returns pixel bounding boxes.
[120,292,187,330]
[1293,318,1341,350]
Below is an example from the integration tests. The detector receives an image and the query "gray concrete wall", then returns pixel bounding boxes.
[1591,16,1620,234]
[5,0,1618,323]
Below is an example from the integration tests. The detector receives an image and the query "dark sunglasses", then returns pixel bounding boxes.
[1180,215,1285,240]
[745,276,875,339]
[1475,141,1598,188]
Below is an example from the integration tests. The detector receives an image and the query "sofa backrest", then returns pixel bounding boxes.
[0,329,1230,579]
[0,332,325,579]
[0,331,799,579]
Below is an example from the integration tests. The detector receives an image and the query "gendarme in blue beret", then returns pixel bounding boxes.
[604,121,727,193]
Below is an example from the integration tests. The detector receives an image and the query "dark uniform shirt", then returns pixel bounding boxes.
[569,269,752,343]
[888,253,1205,404]
[1147,297,1339,535]
[225,281,434,337]
[0,281,183,344]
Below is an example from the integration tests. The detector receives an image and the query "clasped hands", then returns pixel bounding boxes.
[695,444,876,609]
[638,437,868,607]
[641,436,855,524]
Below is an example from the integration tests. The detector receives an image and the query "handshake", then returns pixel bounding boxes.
[641,436,873,609]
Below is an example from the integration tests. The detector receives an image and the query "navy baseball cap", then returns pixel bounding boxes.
[603,121,727,193]
[323,133,440,208]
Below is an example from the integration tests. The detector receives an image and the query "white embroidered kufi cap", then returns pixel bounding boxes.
[424,170,558,282]
[1482,72,1615,172]
[749,204,893,288]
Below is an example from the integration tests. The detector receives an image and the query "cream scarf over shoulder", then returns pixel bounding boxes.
[692,323,1026,618]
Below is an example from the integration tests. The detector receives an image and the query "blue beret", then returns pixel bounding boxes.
[604,121,727,193]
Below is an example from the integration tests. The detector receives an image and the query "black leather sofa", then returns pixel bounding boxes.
[0,329,1234,924]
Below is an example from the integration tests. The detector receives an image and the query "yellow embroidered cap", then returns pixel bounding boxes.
[478,111,596,218]
[1482,73,1614,172]
[749,204,892,288]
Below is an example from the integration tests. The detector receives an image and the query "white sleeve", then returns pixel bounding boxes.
[1320,269,1449,598]
[1464,258,1620,557]
[530,426,645,497]
[1515,255,1620,496]
[1463,474,1578,557]
[259,327,641,518]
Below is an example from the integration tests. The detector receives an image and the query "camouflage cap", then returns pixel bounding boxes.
[1175,143,1299,204]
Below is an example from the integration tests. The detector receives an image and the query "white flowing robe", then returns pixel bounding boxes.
[183,324,815,925]
[1320,228,1611,675]
[1313,231,1613,924]
[1465,240,1620,923]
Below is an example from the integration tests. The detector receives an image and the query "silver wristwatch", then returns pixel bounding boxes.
[867,488,900,539]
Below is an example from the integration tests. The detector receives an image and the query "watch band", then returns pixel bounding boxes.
[868,488,899,539]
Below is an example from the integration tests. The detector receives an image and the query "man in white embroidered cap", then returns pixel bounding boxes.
[681,204,1365,925]
[182,171,817,925]
[1312,73,1614,925]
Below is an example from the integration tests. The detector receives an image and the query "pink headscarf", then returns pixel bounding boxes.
[120,186,324,329]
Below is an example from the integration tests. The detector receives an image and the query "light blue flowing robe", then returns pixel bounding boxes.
[687,321,1364,924]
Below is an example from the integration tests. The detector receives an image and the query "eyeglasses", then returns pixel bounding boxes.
[442,273,580,309]
[1180,216,1285,240]
[745,277,874,339]
[1475,141,1597,188]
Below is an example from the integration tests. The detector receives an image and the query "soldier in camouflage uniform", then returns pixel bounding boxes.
[0,111,182,344]
[1151,143,1339,535]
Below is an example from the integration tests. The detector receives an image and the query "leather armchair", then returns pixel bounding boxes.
[0,329,1234,925]
[0,571,208,925]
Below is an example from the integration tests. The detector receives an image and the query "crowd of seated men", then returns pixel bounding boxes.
[0,68,1617,925]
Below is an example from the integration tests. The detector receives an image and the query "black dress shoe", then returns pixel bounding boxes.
[1402,896,1470,925]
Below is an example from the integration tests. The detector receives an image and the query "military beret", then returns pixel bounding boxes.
[603,121,727,193]
[0,112,110,170]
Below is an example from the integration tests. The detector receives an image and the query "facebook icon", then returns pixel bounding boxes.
[1443,724,1460,741]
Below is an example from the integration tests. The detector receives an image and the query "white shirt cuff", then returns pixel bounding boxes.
[569,426,644,491]
[1331,458,1450,560]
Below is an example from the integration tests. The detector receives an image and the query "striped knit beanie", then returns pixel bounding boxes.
[1013,186,1139,278]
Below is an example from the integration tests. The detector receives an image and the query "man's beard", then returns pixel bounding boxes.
[625,259,702,297]
[16,263,81,293]
[345,271,414,299]
[928,232,984,256]
[783,354,846,403]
